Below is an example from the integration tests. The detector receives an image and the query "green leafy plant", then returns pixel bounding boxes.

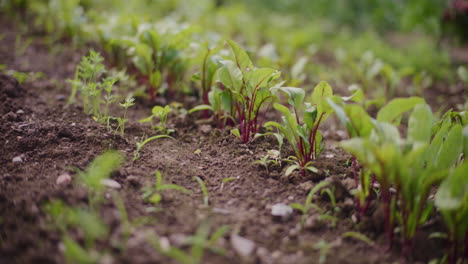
[142,170,191,206]
[128,27,192,101]
[340,103,464,258]
[139,105,173,134]
[68,50,133,132]
[75,151,124,209]
[265,82,334,176]
[29,0,86,42]
[133,135,174,161]
[192,43,222,112]
[194,176,209,207]
[217,40,281,143]
[435,161,468,264]
[148,221,229,264]
[329,96,425,218]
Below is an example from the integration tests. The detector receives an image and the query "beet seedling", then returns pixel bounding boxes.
[329,96,425,219]
[265,82,334,176]
[129,27,192,101]
[435,162,468,264]
[192,43,222,112]
[142,170,191,206]
[340,103,465,258]
[218,40,281,143]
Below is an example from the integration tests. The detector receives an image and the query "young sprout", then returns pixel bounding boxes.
[147,221,229,264]
[313,239,332,264]
[115,96,135,137]
[194,176,209,207]
[133,135,174,160]
[253,150,281,175]
[290,180,332,229]
[139,105,173,134]
[342,232,375,247]
[220,177,237,191]
[74,151,124,209]
[141,170,191,206]
[112,193,149,243]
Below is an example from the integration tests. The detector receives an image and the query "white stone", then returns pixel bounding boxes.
[56,174,72,185]
[100,179,121,189]
[12,156,23,163]
[271,203,293,220]
[231,235,256,257]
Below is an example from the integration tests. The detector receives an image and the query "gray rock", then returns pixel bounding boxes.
[231,235,255,257]
[271,203,293,221]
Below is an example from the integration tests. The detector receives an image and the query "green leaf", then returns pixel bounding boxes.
[408,103,433,144]
[342,88,364,103]
[247,68,280,89]
[463,126,468,158]
[285,164,300,176]
[435,162,468,210]
[435,124,463,169]
[290,203,306,213]
[272,86,305,111]
[306,181,331,206]
[376,97,424,124]
[342,232,374,246]
[217,61,242,91]
[346,104,373,138]
[226,40,253,74]
[230,128,241,138]
[63,236,95,264]
[311,81,333,116]
[189,104,213,114]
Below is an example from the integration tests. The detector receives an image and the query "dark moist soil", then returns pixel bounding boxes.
[0,18,463,264]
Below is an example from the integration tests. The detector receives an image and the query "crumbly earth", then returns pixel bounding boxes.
[0,17,463,264]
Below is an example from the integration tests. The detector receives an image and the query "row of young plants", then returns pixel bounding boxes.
[5,1,466,262]
[3,0,462,103]
[65,36,467,262]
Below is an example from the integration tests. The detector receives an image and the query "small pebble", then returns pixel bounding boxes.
[16,109,24,114]
[231,235,256,258]
[12,156,23,163]
[56,173,72,186]
[101,179,121,189]
[271,203,293,221]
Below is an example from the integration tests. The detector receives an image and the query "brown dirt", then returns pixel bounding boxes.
[0,17,458,264]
